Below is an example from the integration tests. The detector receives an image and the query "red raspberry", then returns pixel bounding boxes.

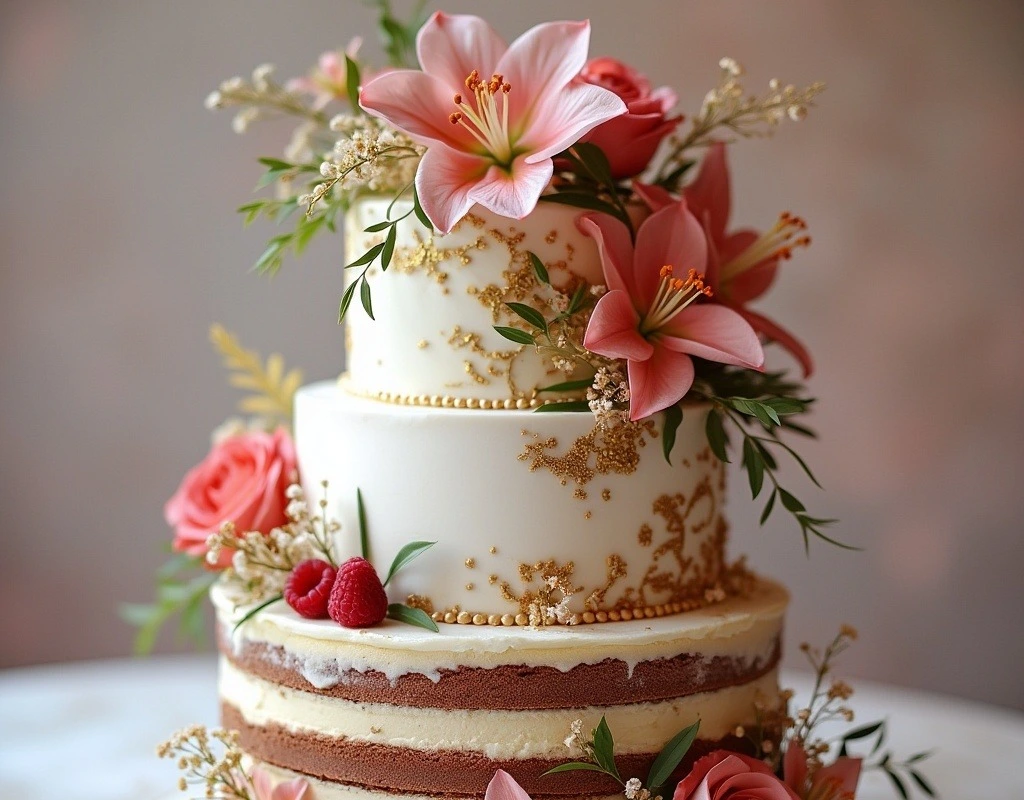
[284,559,338,619]
[328,556,388,628]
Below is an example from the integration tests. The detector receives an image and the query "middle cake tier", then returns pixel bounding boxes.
[295,381,739,625]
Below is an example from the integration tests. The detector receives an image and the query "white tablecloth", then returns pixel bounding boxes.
[1,655,1021,799]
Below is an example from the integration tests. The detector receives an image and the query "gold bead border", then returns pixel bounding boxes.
[427,595,727,628]
[339,376,581,410]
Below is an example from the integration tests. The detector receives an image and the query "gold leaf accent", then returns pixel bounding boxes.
[210,324,302,428]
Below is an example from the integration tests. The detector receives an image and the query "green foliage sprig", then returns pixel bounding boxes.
[373,0,429,68]
[542,143,635,238]
[543,716,701,797]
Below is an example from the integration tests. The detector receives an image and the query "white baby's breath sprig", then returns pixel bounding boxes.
[587,366,631,428]
[206,64,328,130]
[157,725,252,800]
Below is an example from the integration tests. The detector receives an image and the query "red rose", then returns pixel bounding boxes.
[165,428,297,568]
[580,57,681,179]
[674,751,799,800]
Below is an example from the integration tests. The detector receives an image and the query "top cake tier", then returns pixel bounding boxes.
[344,197,606,406]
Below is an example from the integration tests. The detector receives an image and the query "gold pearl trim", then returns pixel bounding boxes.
[427,596,725,628]
[338,375,580,410]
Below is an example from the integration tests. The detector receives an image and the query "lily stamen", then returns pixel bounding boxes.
[448,70,514,165]
[641,265,713,334]
[721,211,810,280]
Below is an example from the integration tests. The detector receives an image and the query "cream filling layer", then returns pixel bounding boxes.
[251,761,621,800]
[215,579,787,684]
[220,658,779,760]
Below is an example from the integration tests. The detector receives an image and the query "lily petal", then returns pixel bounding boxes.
[272,778,309,800]
[634,201,707,309]
[414,145,488,233]
[468,154,553,220]
[814,757,862,794]
[736,306,814,378]
[659,304,764,369]
[416,12,508,93]
[627,344,694,421]
[360,69,475,151]
[521,80,626,163]
[485,770,532,800]
[632,181,675,213]
[576,212,637,298]
[783,741,809,792]
[251,767,275,800]
[684,141,731,243]
[583,290,653,361]
[497,20,593,126]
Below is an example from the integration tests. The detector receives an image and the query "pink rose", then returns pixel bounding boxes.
[165,428,297,569]
[674,751,799,800]
[579,57,681,179]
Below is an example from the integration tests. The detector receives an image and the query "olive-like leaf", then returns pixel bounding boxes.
[383,541,436,587]
[386,603,439,632]
[662,404,683,465]
[494,326,535,346]
[647,719,700,790]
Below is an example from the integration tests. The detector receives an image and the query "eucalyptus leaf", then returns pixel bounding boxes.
[505,302,548,332]
[386,603,439,632]
[494,326,535,346]
[529,251,550,285]
[662,404,683,465]
[647,719,700,790]
[383,541,436,587]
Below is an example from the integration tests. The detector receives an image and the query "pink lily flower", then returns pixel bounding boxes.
[485,770,532,800]
[287,38,364,110]
[635,142,814,377]
[580,201,764,421]
[783,741,862,800]
[250,765,309,800]
[359,12,626,233]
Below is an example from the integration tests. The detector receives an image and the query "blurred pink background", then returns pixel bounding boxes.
[1,1,1022,710]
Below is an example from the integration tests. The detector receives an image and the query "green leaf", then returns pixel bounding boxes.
[412,184,433,230]
[344,55,361,110]
[565,282,588,316]
[662,404,683,465]
[383,541,436,587]
[759,489,777,525]
[505,302,548,332]
[772,439,823,489]
[647,719,700,790]
[705,409,730,463]
[232,595,283,634]
[364,219,394,233]
[842,720,884,742]
[380,224,397,271]
[656,159,696,190]
[591,717,620,781]
[156,552,203,582]
[764,397,806,415]
[571,142,615,186]
[529,251,550,285]
[539,191,625,218]
[538,379,593,393]
[338,279,360,323]
[884,767,909,800]
[360,279,374,320]
[743,437,765,498]
[779,489,805,513]
[540,763,612,777]
[345,242,385,269]
[258,157,295,171]
[386,603,439,632]
[533,401,592,413]
[357,488,370,562]
[494,326,535,346]
[909,769,936,797]
[906,751,933,764]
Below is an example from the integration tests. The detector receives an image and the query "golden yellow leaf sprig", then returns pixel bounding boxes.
[209,323,302,429]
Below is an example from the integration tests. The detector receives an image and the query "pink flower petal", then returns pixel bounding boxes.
[414,145,489,233]
[814,757,862,794]
[659,304,764,369]
[632,181,675,213]
[583,290,653,361]
[497,20,593,126]
[521,79,627,163]
[627,343,694,421]
[359,69,475,151]
[729,258,778,304]
[736,306,814,378]
[416,12,508,93]
[651,85,678,113]
[684,141,731,244]
[576,212,638,299]
[484,770,532,800]
[783,741,809,792]
[250,766,275,800]
[467,154,553,221]
[633,201,707,309]
[272,777,310,800]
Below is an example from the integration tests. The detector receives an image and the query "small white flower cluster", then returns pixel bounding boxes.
[624,777,661,800]
[157,725,250,798]
[205,63,317,135]
[563,718,593,757]
[206,482,338,601]
[694,57,825,140]
[299,116,421,211]
[587,366,631,428]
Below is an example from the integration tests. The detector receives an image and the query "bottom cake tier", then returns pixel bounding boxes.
[214,577,788,799]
